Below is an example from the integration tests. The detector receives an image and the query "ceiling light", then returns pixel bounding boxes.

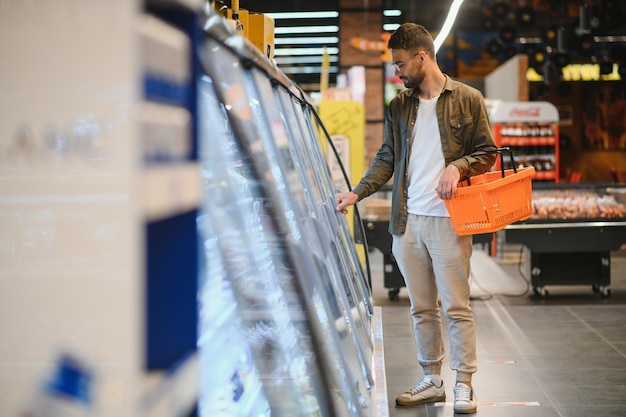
[274,26,339,35]
[517,37,542,45]
[281,65,339,75]
[265,11,339,20]
[274,37,339,45]
[273,47,339,56]
[383,9,402,17]
[594,36,626,43]
[434,0,464,53]
[274,55,339,65]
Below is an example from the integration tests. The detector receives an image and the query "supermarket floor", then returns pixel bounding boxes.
[370,242,626,417]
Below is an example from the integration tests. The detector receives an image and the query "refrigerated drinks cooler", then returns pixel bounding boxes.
[490,101,559,182]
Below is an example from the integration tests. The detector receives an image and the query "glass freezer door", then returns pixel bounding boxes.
[197,33,370,416]
[272,86,374,382]
[248,71,374,398]
[288,95,374,325]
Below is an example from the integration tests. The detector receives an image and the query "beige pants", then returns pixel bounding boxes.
[392,214,476,383]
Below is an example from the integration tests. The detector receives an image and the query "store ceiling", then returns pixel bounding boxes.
[229,0,626,86]
[237,0,626,37]
[233,0,485,32]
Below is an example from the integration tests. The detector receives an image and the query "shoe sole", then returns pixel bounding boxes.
[454,404,477,414]
[395,395,446,407]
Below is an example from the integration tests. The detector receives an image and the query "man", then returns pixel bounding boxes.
[335,23,496,414]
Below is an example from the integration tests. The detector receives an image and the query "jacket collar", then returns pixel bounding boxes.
[409,74,454,99]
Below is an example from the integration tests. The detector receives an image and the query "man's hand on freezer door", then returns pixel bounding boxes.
[335,191,359,214]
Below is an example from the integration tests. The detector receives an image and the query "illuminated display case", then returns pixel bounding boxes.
[490,101,560,182]
[506,183,626,298]
[197,11,385,417]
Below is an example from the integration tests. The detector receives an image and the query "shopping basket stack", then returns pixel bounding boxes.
[445,148,535,236]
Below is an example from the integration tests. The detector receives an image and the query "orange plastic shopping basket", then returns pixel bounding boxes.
[445,148,535,235]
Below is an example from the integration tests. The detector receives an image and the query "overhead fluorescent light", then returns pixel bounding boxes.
[265,11,339,20]
[279,65,339,74]
[434,0,464,52]
[383,9,402,17]
[273,47,340,56]
[383,23,400,31]
[274,25,339,34]
[274,37,339,45]
[517,37,543,44]
[594,35,626,43]
[274,55,339,65]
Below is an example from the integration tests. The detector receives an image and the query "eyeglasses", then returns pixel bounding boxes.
[391,53,420,72]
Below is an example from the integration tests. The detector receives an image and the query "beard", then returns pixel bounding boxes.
[402,67,425,89]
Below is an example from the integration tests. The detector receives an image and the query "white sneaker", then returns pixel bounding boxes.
[453,382,477,414]
[396,377,445,406]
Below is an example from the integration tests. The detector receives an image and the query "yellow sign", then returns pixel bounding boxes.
[527,64,621,82]
[318,100,366,261]
[318,100,365,189]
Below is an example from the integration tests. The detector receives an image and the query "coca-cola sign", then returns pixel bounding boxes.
[491,101,559,123]
[509,106,541,118]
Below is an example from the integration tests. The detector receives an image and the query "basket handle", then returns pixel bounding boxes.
[465,147,517,186]
[483,147,517,176]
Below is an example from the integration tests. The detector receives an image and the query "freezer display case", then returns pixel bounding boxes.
[196,73,272,416]
[272,87,374,362]
[247,65,373,396]
[197,218,271,416]
[197,12,376,417]
[505,183,626,297]
[299,100,377,305]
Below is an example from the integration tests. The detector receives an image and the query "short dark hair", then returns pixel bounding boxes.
[388,23,435,57]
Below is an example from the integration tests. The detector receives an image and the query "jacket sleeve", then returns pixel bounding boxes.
[352,101,397,200]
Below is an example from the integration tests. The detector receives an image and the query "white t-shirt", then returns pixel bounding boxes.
[407,95,449,217]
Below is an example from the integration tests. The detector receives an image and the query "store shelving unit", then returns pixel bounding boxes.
[0,1,203,416]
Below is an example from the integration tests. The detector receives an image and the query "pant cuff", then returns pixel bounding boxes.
[456,372,472,384]
[422,364,442,375]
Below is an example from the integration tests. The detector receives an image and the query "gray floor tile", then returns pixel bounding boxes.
[558,406,626,417]
[371,245,626,417]
[542,383,626,406]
